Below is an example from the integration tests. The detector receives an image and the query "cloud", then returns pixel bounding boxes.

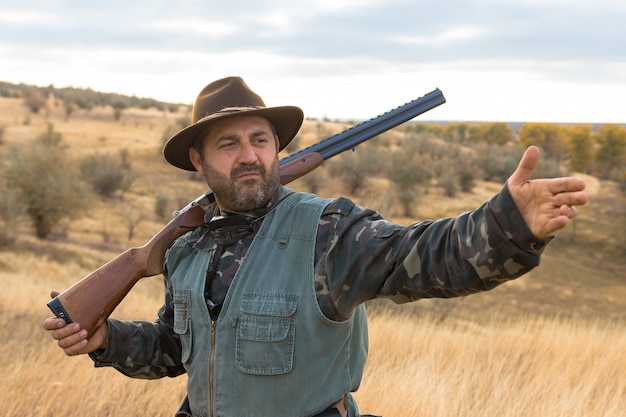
[2,0,626,122]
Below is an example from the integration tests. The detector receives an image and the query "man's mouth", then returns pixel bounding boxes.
[233,165,264,182]
[237,171,261,181]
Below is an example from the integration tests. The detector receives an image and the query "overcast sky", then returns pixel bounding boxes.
[2,0,625,123]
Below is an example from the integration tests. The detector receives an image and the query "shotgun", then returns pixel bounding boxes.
[47,88,446,338]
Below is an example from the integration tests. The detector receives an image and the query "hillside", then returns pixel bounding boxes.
[1,90,625,416]
[1,91,624,321]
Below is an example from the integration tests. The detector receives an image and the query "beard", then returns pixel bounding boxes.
[202,156,280,212]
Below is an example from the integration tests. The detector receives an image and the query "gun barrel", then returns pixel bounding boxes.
[279,88,445,165]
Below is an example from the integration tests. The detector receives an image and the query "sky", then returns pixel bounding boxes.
[2,0,625,124]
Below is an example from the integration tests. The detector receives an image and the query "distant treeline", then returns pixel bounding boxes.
[2,80,625,184]
[405,121,626,182]
[0,80,182,120]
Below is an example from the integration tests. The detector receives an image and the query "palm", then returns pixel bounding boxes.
[507,146,588,239]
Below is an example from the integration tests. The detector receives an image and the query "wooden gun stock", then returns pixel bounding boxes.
[47,203,207,337]
[47,88,445,337]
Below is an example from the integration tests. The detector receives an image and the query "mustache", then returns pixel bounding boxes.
[231,163,265,179]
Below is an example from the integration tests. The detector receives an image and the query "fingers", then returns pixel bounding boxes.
[554,204,577,219]
[543,181,587,235]
[551,188,589,208]
[43,318,89,356]
[547,176,587,195]
[57,329,89,356]
[544,204,578,232]
[510,147,588,207]
[564,205,578,219]
[545,177,588,219]
[507,146,589,238]
[51,322,85,340]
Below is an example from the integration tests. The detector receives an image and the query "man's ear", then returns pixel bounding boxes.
[189,147,204,175]
[275,134,280,152]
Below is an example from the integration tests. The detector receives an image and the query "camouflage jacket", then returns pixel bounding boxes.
[92,184,550,378]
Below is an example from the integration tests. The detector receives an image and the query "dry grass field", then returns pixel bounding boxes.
[1,93,625,416]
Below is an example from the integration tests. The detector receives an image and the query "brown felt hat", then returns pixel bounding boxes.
[164,77,304,171]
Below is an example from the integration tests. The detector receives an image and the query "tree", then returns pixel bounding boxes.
[300,169,327,194]
[112,101,126,121]
[594,124,626,179]
[455,155,477,193]
[80,152,131,197]
[388,150,432,217]
[519,123,544,148]
[519,123,568,163]
[481,123,515,145]
[439,171,458,197]
[328,141,387,194]
[24,86,47,114]
[63,97,75,120]
[6,126,86,238]
[567,125,594,173]
[442,123,469,143]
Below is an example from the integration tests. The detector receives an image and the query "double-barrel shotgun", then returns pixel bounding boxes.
[47,88,446,338]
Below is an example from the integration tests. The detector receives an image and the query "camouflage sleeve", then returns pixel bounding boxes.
[315,183,553,321]
[90,290,185,379]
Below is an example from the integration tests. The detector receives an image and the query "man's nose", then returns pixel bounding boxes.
[237,142,259,164]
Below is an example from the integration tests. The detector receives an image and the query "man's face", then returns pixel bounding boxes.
[189,116,280,212]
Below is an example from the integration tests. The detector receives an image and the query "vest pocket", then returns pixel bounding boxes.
[172,289,192,363]
[235,293,298,375]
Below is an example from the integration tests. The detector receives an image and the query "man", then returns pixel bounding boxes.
[44,77,588,417]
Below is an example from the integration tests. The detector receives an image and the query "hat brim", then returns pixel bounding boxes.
[163,106,304,171]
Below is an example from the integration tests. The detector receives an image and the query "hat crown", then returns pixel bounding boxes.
[192,77,266,123]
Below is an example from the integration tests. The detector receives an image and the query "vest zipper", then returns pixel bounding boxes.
[209,319,216,417]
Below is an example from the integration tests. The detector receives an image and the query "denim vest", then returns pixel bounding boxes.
[167,190,368,417]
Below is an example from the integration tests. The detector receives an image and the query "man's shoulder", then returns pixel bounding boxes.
[289,192,356,218]
[322,196,356,216]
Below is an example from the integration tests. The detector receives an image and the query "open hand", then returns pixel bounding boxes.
[507,146,588,239]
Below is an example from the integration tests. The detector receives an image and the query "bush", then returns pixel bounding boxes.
[439,171,458,197]
[6,127,86,238]
[23,87,47,114]
[80,153,130,197]
[300,169,327,194]
[388,150,431,217]
[155,193,171,219]
[474,144,523,182]
[328,142,388,194]
[456,158,476,193]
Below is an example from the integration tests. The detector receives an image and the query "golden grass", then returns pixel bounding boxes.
[2,251,625,416]
[357,309,626,416]
[0,246,186,417]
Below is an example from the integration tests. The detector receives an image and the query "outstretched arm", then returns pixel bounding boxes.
[507,146,588,239]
